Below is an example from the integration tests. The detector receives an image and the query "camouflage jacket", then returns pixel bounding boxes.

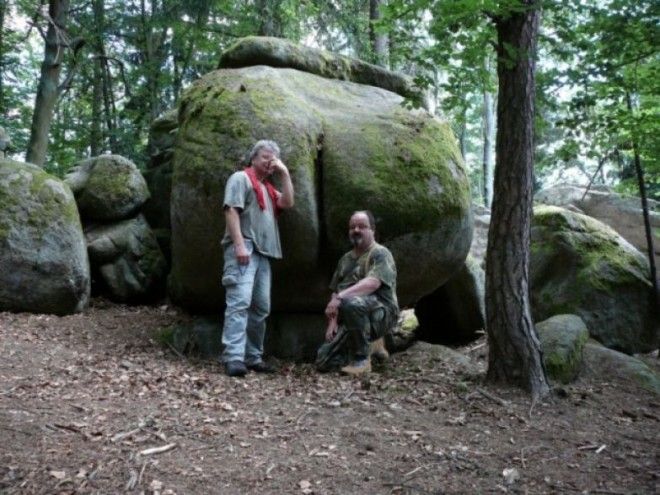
[329,242,399,317]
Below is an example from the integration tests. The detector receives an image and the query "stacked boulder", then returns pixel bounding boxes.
[163,36,473,358]
[65,155,167,302]
[0,158,90,314]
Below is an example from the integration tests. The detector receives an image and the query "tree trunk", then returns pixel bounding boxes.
[256,0,283,37]
[90,0,105,156]
[0,0,6,118]
[482,58,495,208]
[26,0,70,166]
[369,0,388,67]
[485,1,549,399]
[626,92,658,309]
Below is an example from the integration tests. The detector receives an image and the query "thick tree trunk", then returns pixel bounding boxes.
[482,58,495,207]
[26,0,70,166]
[369,0,388,67]
[0,0,5,118]
[485,1,549,398]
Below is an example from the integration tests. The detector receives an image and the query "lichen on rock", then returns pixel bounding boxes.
[531,205,657,354]
[170,64,472,313]
[0,158,90,314]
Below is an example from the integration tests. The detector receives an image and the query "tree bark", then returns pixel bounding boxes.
[482,57,495,208]
[485,1,549,399]
[90,0,105,156]
[256,0,283,37]
[0,0,6,118]
[26,0,71,166]
[369,0,388,67]
[626,92,658,309]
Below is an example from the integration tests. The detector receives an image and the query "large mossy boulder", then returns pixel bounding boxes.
[65,155,150,221]
[535,184,660,272]
[530,205,657,354]
[0,159,90,314]
[219,36,427,108]
[85,215,167,302]
[170,64,472,313]
[536,314,589,384]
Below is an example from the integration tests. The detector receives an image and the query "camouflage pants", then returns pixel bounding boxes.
[315,295,396,372]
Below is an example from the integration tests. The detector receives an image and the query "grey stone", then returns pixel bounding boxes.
[536,314,589,384]
[0,158,90,314]
[169,64,472,313]
[65,154,150,221]
[265,313,327,361]
[162,316,223,359]
[535,184,659,274]
[85,215,167,302]
[219,36,428,108]
[530,205,657,354]
[582,341,660,394]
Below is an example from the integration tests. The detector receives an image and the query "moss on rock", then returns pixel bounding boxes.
[536,314,589,384]
[0,158,90,314]
[531,206,657,354]
[170,65,472,314]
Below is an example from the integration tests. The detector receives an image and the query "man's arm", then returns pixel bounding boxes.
[225,207,250,265]
[325,276,381,317]
[272,159,294,209]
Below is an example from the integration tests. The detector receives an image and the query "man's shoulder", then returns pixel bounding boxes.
[227,170,248,183]
[373,243,394,258]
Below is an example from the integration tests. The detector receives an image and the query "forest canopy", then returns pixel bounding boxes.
[0,0,657,201]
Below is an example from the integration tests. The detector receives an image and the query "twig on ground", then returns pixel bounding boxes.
[477,387,508,406]
[166,342,187,360]
[125,469,138,491]
[0,425,33,436]
[139,443,177,456]
[137,461,148,487]
[112,427,141,443]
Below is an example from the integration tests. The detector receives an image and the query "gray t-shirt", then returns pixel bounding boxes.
[222,170,282,259]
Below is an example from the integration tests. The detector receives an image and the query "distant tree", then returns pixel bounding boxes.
[26,0,83,166]
[369,0,388,67]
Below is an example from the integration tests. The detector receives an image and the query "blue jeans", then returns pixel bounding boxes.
[221,240,271,364]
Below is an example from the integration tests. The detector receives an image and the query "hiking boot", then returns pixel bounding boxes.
[247,361,277,374]
[341,358,371,376]
[225,360,247,377]
[369,337,389,361]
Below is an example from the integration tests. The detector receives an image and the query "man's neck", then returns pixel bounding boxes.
[353,241,375,256]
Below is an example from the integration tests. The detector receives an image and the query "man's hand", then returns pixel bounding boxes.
[234,243,250,265]
[325,293,341,319]
[269,158,288,175]
[325,317,338,342]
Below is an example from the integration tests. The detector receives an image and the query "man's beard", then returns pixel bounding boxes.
[349,234,362,247]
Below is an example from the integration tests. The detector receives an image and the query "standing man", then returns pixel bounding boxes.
[221,140,294,377]
[317,210,399,375]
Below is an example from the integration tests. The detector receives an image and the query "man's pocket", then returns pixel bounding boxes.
[222,240,253,287]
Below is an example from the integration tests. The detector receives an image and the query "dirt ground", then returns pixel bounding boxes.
[0,300,658,495]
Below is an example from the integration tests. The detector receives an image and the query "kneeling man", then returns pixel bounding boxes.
[317,210,399,375]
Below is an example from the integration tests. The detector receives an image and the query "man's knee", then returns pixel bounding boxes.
[339,296,369,319]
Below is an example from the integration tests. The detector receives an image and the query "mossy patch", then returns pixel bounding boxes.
[531,206,657,354]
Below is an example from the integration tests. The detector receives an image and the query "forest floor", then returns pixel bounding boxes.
[0,300,658,495]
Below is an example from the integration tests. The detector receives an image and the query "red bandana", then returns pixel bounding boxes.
[244,167,281,217]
